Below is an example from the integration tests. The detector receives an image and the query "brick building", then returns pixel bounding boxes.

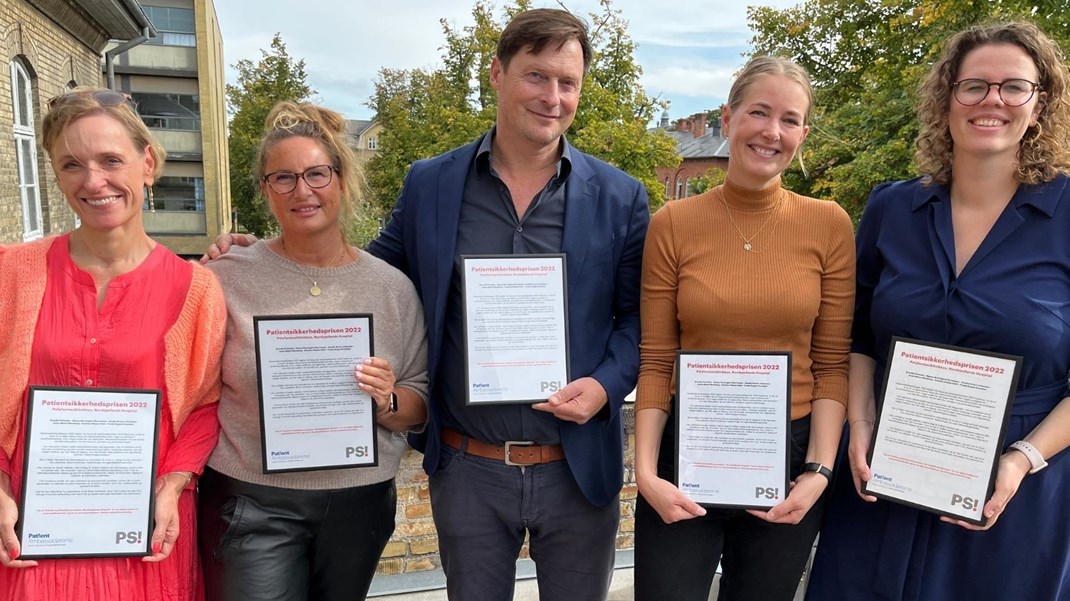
[655,111,730,200]
[0,0,153,243]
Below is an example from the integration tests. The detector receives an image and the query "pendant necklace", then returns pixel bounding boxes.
[280,238,349,296]
[720,190,784,252]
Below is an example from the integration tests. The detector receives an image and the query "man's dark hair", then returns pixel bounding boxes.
[496,8,593,73]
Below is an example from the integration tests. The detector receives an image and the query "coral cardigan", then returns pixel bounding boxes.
[0,236,225,461]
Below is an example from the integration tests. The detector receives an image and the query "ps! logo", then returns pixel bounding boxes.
[115,530,143,544]
[540,381,562,393]
[951,494,980,512]
[755,487,780,500]
[346,446,369,458]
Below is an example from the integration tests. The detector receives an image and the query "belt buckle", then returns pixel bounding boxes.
[504,440,536,466]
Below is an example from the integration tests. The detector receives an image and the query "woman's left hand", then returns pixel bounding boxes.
[941,451,1029,531]
[354,357,397,417]
[747,472,828,525]
[142,472,188,562]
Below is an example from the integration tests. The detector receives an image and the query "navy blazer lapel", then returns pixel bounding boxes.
[430,139,481,333]
[562,147,597,294]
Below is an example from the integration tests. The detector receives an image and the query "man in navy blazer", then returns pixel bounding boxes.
[367,9,648,600]
[203,8,648,600]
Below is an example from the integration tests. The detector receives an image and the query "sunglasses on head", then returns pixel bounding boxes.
[47,89,133,110]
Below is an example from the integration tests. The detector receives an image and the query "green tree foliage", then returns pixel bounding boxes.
[689,167,726,196]
[748,0,1070,220]
[227,34,313,237]
[365,0,679,225]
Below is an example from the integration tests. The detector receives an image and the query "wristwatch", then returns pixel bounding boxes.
[1009,440,1048,474]
[802,462,833,482]
[388,391,399,414]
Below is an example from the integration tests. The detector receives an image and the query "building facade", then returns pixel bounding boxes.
[654,111,730,200]
[109,0,230,256]
[1,0,152,243]
[347,118,381,168]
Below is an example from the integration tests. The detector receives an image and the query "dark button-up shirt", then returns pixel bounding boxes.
[438,130,571,444]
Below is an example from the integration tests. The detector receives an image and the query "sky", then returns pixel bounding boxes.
[214,0,801,125]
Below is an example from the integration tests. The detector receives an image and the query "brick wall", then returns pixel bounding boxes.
[0,1,103,243]
[376,404,638,575]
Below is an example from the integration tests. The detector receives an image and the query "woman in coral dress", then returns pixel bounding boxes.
[0,87,225,601]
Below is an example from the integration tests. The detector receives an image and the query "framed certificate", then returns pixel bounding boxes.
[863,337,1021,525]
[18,386,161,559]
[254,314,379,473]
[461,255,570,405]
[674,351,791,509]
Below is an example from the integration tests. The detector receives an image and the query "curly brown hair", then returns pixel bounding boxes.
[257,101,362,241]
[915,21,1070,184]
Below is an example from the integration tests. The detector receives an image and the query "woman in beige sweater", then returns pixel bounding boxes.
[633,56,855,601]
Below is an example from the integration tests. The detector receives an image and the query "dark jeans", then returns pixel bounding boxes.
[429,440,620,601]
[635,415,826,601]
[198,467,396,601]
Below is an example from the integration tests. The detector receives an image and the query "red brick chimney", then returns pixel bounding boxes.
[692,113,707,138]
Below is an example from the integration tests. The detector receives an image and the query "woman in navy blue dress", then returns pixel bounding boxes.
[807,21,1070,600]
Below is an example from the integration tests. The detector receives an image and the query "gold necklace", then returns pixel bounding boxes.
[279,238,349,296]
[720,190,784,252]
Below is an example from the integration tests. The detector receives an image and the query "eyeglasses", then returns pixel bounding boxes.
[47,89,133,110]
[951,78,1041,107]
[263,164,339,194]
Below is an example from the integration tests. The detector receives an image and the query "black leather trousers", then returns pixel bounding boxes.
[198,467,396,601]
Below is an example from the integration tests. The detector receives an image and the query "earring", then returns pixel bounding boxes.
[148,186,156,213]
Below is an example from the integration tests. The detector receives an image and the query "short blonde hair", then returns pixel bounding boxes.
[915,21,1070,184]
[257,101,362,241]
[41,87,166,180]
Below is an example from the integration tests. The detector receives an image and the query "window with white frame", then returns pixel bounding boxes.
[11,60,42,240]
[675,177,684,200]
[367,136,377,150]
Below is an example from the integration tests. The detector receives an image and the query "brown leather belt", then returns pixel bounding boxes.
[441,428,565,466]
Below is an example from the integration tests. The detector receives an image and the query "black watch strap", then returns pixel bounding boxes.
[802,462,833,482]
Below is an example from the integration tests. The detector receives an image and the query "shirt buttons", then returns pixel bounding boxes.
[86,378,93,385]
[517,226,523,232]
[90,338,97,344]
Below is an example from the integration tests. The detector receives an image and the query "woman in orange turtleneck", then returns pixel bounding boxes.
[633,56,855,601]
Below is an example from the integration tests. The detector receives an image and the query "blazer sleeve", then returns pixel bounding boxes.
[589,178,650,416]
[366,165,418,274]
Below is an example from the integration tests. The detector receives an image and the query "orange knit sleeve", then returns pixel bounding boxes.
[636,203,680,414]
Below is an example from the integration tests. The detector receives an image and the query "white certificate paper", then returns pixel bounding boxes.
[864,338,1021,525]
[462,255,570,404]
[254,314,378,473]
[675,352,791,509]
[18,387,160,559]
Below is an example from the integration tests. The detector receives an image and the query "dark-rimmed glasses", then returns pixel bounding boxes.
[952,78,1041,107]
[263,165,339,194]
[47,89,133,110]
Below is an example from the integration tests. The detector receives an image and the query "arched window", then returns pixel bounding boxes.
[675,177,684,200]
[10,60,42,240]
[684,177,691,197]
[664,177,670,198]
